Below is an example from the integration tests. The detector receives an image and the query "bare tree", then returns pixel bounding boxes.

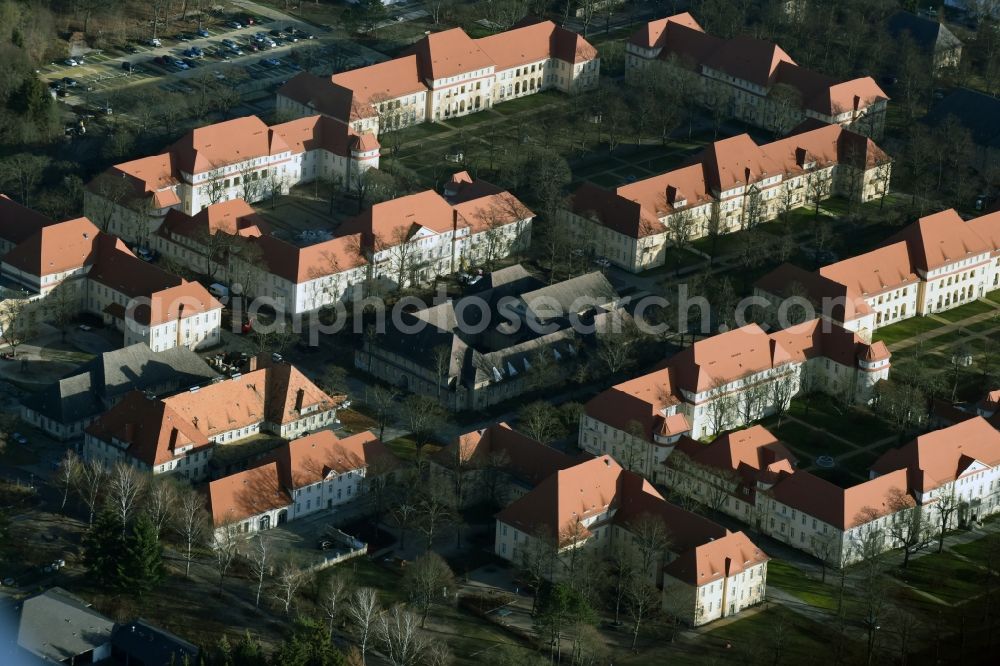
[403,552,455,628]
[518,529,557,613]
[0,298,37,360]
[107,462,146,536]
[173,485,208,577]
[705,379,738,436]
[347,587,381,664]
[934,489,963,553]
[213,522,240,593]
[56,450,81,512]
[321,575,349,640]
[806,168,833,217]
[415,476,456,553]
[273,559,309,615]
[627,513,671,578]
[365,385,398,441]
[811,530,842,583]
[376,604,427,666]
[74,459,108,525]
[886,488,931,568]
[247,533,272,608]
[516,401,565,444]
[143,477,176,540]
[625,576,660,650]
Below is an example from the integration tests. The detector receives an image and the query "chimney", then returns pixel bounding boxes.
[176,302,185,348]
[295,388,305,412]
[853,94,861,113]
[724,556,732,577]
[168,427,179,451]
[795,147,807,167]
[450,208,459,274]
[666,185,678,204]
[744,167,751,185]
[248,355,258,372]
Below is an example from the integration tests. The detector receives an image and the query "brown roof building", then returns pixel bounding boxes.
[494,455,768,626]
[627,13,888,137]
[756,208,1000,340]
[83,358,344,479]
[277,20,598,134]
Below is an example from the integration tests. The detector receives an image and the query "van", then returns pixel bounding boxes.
[209,283,229,300]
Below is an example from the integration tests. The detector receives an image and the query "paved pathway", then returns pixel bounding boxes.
[886,299,1000,353]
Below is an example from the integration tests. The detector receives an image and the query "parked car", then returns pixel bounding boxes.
[318,539,333,550]
[124,44,139,54]
[270,29,283,37]
[182,58,198,68]
[593,257,611,268]
[77,324,93,331]
[12,433,28,445]
[177,33,193,42]
[261,58,281,67]
[197,27,210,38]
[61,77,78,87]
[149,37,162,47]
[63,58,79,66]
[213,70,226,80]
[121,61,134,72]
[135,247,156,262]
[271,352,284,363]
[229,21,243,29]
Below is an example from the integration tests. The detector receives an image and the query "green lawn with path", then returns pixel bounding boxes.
[936,298,999,322]
[890,552,985,605]
[766,560,845,611]
[874,315,950,347]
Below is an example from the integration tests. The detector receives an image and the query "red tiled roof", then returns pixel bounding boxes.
[769,468,911,529]
[208,461,291,527]
[270,429,393,489]
[872,417,1000,492]
[0,194,56,246]
[2,217,100,278]
[85,391,211,467]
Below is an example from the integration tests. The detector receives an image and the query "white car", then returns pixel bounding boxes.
[64,58,79,67]
[150,38,162,47]
[593,257,611,268]
[12,432,28,445]
[77,324,92,331]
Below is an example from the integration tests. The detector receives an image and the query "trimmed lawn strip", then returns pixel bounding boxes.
[890,551,985,605]
[936,299,998,323]
[966,319,1000,334]
[767,420,847,460]
[787,397,894,445]
[766,560,843,610]
[874,316,949,347]
[950,536,1000,563]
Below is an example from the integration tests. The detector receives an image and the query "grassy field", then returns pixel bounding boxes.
[936,298,999,323]
[787,397,895,445]
[890,552,986,605]
[766,560,844,610]
[874,315,949,347]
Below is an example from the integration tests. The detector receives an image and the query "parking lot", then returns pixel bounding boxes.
[41,10,385,106]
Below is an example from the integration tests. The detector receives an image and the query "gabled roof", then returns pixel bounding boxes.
[584,366,677,440]
[628,13,887,115]
[520,271,618,320]
[872,417,1000,492]
[111,619,200,666]
[270,429,393,489]
[17,587,114,663]
[887,11,963,52]
[411,28,494,80]
[169,116,289,175]
[207,461,291,526]
[278,73,367,121]
[21,343,217,426]
[434,422,580,487]
[886,208,990,272]
[755,262,873,323]
[131,282,223,327]
[819,241,917,295]
[478,18,596,69]
[161,199,269,240]
[330,55,427,115]
[342,189,462,245]
[85,391,211,467]
[2,216,100,277]
[676,425,797,478]
[0,193,56,246]
[86,236,182,298]
[769,467,911,529]
[254,232,365,283]
[663,531,769,587]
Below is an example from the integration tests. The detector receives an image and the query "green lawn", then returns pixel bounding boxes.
[890,552,986,605]
[950,535,1000,564]
[621,605,857,666]
[936,299,999,323]
[766,560,843,610]
[494,91,562,114]
[766,420,849,461]
[391,122,452,144]
[442,111,497,130]
[966,318,1000,334]
[786,397,895,445]
[874,315,950,347]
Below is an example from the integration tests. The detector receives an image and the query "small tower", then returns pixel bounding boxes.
[855,340,891,402]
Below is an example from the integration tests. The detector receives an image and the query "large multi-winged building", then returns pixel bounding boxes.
[757,208,1000,341]
[0,197,221,351]
[580,319,890,455]
[563,122,891,273]
[626,13,888,137]
[278,19,599,135]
